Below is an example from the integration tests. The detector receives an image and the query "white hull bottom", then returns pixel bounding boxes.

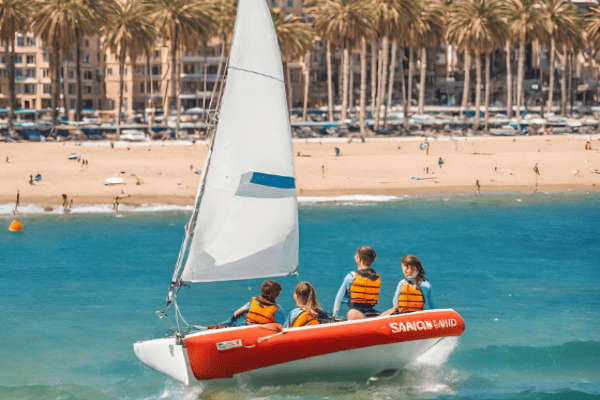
[134,335,443,386]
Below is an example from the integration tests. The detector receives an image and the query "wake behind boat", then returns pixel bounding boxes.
[133,0,465,386]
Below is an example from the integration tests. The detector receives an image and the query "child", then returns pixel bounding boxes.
[220,280,285,327]
[382,255,436,316]
[332,246,381,321]
[285,282,331,328]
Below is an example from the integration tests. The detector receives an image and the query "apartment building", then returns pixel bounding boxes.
[0,33,105,113]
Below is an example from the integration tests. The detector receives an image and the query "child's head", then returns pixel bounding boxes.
[356,246,376,268]
[294,281,320,311]
[261,280,282,301]
[401,255,426,280]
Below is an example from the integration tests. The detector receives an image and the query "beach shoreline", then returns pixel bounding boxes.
[2,135,599,212]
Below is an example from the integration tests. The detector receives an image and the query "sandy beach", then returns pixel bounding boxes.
[1,135,599,210]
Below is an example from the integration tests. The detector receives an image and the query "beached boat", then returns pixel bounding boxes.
[133,0,465,386]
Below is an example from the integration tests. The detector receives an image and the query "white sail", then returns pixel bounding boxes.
[180,0,298,282]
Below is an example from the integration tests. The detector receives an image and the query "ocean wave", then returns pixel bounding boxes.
[0,203,193,216]
[298,194,406,204]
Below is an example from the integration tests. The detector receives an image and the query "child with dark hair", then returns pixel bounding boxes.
[332,246,381,321]
[285,282,331,328]
[219,280,285,327]
[381,255,436,316]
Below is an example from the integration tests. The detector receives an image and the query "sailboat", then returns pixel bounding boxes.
[133,0,465,386]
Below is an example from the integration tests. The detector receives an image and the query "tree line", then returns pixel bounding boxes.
[1,0,600,138]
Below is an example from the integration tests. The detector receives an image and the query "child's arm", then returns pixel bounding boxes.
[232,302,251,318]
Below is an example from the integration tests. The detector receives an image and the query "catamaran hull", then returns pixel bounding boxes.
[134,309,465,385]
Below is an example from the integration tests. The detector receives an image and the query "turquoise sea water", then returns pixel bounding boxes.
[1,192,599,400]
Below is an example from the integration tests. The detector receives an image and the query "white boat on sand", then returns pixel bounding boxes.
[133,0,465,386]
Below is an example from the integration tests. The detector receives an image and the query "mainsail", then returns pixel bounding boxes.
[179,0,298,282]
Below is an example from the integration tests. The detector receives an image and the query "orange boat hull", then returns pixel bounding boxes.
[185,309,465,381]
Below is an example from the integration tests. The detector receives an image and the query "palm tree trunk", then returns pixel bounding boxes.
[360,37,367,137]
[418,47,427,114]
[371,40,378,115]
[146,56,153,133]
[340,46,349,123]
[561,44,567,117]
[176,44,182,138]
[547,37,555,114]
[473,51,482,130]
[52,44,61,126]
[75,24,82,121]
[348,51,354,118]
[8,37,15,135]
[505,41,513,119]
[303,51,311,121]
[407,49,415,116]
[170,36,178,136]
[400,48,409,131]
[117,51,125,141]
[384,40,397,132]
[375,36,388,131]
[460,50,471,119]
[63,58,68,114]
[516,34,525,134]
[285,62,293,111]
[484,52,491,131]
[326,40,334,121]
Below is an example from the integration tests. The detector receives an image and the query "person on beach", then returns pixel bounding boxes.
[29,175,33,185]
[438,157,444,168]
[476,179,481,195]
[533,163,540,190]
[285,282,331,328]
[381,255,436,316]
[217,280,285,328]
[332,246,381,321]
[13,190,20,214]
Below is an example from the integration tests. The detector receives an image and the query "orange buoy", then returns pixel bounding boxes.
[9,220,23,232]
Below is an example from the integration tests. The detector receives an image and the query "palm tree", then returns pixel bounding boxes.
[33,0,79,126]
[103,0,155,140]
[0,0,31,135]
[504,0,541,133]
[149,0,212,137]
[410,0,443,115]
[272,10,314,112]
[372,0,413,131]
[310,0,373,125]
[540,0,580,115]
[448,0,507,130]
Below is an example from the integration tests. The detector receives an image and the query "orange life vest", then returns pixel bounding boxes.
[350,270,381,305]
[291,310,320,328]
[245,297,278,324]
[397,280,424,312]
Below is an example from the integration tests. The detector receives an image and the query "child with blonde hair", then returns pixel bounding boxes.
[285,282,331,328]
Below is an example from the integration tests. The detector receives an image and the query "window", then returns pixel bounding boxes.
[84,85,91,94]
[68,70,75,79]
[97,52,100,62]
[83,70,92,80]
[70,100,75,110]
[152,66,161,75]
[15,55,22,64]
[26,55,35,64]
[43,84,51,94]
[43,53,48,62]
[288,0,293,6]
[0,56,4,64]
[26,37,35,47]
[42,69,49,78]
[16,69,22,77]
[68,84,74,95]
[140,82,144,93]
[83,54,90,64]
[107,68,112,77]
[16,36,24,47]
[3,70,8,77]
[154,50,160,58]
[25,69,35,78]
[23,84,36,94]
[84,39,89,47]
[69,52,73,62]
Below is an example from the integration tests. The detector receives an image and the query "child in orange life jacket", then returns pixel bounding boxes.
[285,282,332,328]
[381,255,436,316]
[332,246,381,321]
[221,280,286,327]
